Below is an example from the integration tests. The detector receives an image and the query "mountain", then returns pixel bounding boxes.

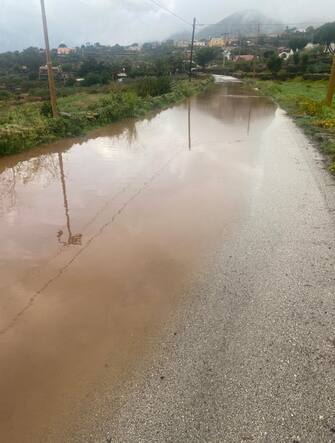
[196,10,284,40]
[168,30,192,42]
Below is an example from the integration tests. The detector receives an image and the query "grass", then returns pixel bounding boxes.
[253,78,335,172]
[0,77,214,157]
[58,92,106,112]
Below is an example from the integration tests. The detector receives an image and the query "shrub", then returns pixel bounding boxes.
[0,77,213,156]
[0,124,45,155]
[0,90,10,100]
[83,73,103,86]
[296,97,325,117]
[40,101,52,117]
[46,115,85,137]
[135,76,171,98]
[313,118,335,129]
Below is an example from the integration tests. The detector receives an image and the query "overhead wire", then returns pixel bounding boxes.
[146,0,193,27]
[196,21,326,27]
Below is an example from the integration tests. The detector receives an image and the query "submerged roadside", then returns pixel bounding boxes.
[0,76,214,157]
[250,78,335,173]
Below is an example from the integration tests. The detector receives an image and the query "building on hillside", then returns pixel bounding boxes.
[304,43,319,51]
[144,41,160,49]
[57,47,74,56]
[234,54,255,62]
[117,68,128,82]
[223,49,232,61]
[164,39,175,47]
[208,37,225,48]
[278,48,293,59]
[175,40,190,48]
[39,65,64,80]
[194,40,207,47]
[127,43,141,52]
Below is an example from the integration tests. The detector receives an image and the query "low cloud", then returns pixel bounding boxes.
[0,0,334,52]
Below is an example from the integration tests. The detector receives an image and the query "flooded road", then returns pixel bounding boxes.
[1,78,334,442]
[0,78,274,441]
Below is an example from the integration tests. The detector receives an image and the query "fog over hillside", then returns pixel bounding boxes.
[1,0,335,51]
[196,10,285,40]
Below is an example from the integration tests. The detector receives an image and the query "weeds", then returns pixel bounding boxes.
[0,77,214,156]
[254,78,335,173]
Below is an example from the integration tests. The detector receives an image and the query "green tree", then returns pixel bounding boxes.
[267,55,283,76]
[293,52,300,65]
[301,54,309,72]
[289,37,307,52]
[83,72,102,86]
[195,47,218,68]
[314,22,335,52]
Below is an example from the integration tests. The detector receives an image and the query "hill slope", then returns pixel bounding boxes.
[197,10,283,39]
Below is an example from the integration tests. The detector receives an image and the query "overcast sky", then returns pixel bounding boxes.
[0,0,334,52]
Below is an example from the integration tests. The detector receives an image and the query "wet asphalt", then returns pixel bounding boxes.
[68,109,335,442]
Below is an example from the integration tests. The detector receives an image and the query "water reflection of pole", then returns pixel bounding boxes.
[247,104,252,136]
[188,98,192,150]
[57,153,82,246]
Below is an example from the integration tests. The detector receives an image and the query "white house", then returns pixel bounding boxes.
[194,41,207,47]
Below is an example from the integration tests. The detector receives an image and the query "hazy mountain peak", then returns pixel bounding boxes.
[197,9,283,39]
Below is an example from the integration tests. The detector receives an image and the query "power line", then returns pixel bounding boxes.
[196,21,326,27]
[146,0,193,27]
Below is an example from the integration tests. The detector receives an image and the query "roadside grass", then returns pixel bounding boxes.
[254,78,335,173]
[58,92,106,113]
[0,77,214,157]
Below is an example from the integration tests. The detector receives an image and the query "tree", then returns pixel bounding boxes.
[314,22,335,53]
[289,37,307,52]
[195,47,218,68]
[267,55,283,76]
[263,50,275,59]
[301,53,309,72]
[83,72,102,86]
[293,52,300,65]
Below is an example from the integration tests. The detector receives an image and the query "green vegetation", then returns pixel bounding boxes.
[267,55,283,76]
[0,77,213,156]
[314,22,335,50]
[254,78,335,172]
[195,47,219,68]
[135,76,172,98]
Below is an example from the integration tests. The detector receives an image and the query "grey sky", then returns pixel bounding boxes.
[0,0,334,52]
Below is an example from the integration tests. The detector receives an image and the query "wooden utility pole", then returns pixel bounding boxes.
[326,55,335,106]
[40,0,58,117]
[189,17,196,82]
[253,23,261,80]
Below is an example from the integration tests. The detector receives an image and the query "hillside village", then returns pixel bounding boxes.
[0,9,334,160]
[0,9,334,102]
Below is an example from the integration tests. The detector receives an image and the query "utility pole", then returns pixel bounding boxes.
[40,0,58,117]
[253,23,261,80]
[326,55,335,106]
[189,17,196,82]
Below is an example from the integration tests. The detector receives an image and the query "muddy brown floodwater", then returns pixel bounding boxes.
[0,78,276,442]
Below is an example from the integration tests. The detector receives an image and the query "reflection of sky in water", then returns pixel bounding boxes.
[0,83,276,282]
